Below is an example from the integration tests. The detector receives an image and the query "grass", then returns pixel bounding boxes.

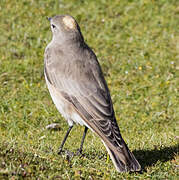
[0,0,178,179]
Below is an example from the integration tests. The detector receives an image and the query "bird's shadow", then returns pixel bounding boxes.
[60,143,178,173]
[133,144,178,171]
[79,144,178,172]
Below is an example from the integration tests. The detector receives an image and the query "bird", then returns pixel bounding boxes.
[44,15,141,172]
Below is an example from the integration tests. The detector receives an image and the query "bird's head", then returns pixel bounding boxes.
[48,15,83,44]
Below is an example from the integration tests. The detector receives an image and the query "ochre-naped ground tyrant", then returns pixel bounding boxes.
[44,15,141,172]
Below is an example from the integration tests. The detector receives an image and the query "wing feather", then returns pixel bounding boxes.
[44,45,122,150]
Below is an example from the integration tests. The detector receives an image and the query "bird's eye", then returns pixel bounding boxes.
[51,24,56,28]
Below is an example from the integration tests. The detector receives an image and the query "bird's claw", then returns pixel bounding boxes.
[58,148,83,158]
[58,148,64,155]
[58,149,74,158]
[76,148,83,156]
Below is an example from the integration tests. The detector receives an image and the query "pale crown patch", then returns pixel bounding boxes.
[62,16,76,29]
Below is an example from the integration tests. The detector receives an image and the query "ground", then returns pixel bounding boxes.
[0,0,178,179]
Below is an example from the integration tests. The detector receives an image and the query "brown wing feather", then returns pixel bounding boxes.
[44,45,123,152]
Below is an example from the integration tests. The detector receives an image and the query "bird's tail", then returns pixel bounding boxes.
[102,139,141,172]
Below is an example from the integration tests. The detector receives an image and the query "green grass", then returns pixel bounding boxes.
[0,0,178,179]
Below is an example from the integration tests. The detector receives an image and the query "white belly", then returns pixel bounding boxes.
[45,74,91,129]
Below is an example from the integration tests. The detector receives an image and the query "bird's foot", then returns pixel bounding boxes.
[75,148,85,156]
[58,148,74,158]
[58,148,84,158]
[58,148,64,155]
[64,150,75,158]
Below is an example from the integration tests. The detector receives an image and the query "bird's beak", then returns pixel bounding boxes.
[47,17,52,21]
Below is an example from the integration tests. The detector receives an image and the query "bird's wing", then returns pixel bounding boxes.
[44,45,123,152]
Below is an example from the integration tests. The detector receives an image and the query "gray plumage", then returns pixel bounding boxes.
[44,15,141,172]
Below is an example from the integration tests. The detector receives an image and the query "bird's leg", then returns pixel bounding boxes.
[76,126,88,155]
[58,125,73,154]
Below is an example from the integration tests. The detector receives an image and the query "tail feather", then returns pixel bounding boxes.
[103,140,141,172]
